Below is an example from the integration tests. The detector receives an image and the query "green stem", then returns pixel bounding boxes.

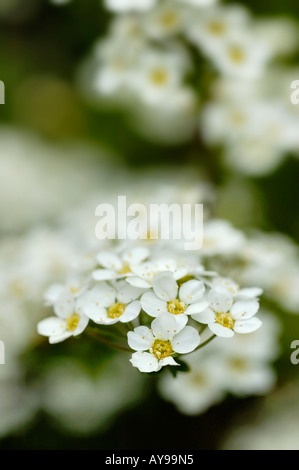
[194,334,216,351]
[86,328,131,353]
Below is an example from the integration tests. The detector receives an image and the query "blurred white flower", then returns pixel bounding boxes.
[158,352,224,415]
[0,365,38,438]
[186,5,250,52]
[93,247,149,281]
[105,0,156,13]
[202,219,246,256]
[41,355,145,435]
[129,48,189,105]
[207,31,271,79]
[143,1,187,39]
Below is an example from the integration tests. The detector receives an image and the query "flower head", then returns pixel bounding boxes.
[128,312,200,372]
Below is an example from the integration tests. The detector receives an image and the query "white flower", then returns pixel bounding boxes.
[158,352,224,415]
[186,5,250,52]
[41,355,144,435]
[192,286,262,338]
[201,219,246,256]
[178,0,218,6]
[128,312,201,372]
[143,1,187,39]
[127,258,189,288]
[141,271,207,321]
[81,280,143,325]
[207,31,271,79]
[37,293,89,344]
[211,277,263,300]
[129,49,188,105]
[92,247,149,281]
[104,0,156,12]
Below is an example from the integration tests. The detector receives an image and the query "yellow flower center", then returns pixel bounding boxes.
[118,263,132,275]
[167,299,187,316]
[150,68,168,86]
[160,12,179,28]
[66,313,80,332]
[215,312,235,330]
[151,339,173,359]
[207,20,226,35]
[229,358,247,371]
[107,302,126,319]
[69,286,80,295]
[228,45,246,64]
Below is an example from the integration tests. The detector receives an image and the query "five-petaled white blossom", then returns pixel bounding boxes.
[141,271,208,324]
[80,280,144,325]
[128,312,201,372]
[37,293,89,344]
[192,286,262,338]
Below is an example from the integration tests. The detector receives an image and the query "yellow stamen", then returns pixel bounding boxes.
[151,339,173,359]
[215,312,234,330]
[66,313,80,332]
[107,302,125,319]
[150,68,168,86]
[118,263,132,275]
[207,20,226,35]
[167,299,187,316]
[228,45,246,64]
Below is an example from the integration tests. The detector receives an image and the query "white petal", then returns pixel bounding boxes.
[185,301,209,315]
[141,291,167,317]
[152,312,184,340]
[130,351,160,373]
[97,251,122,270]
[123,247,149,265]
[126,276,152,288]
[116,281,144,303]
[209,322,234,338]
[44,284,64,305]
[127,326,153,351]
[73,315,89,336]
[152,271,178,301]
[172,326,200,354]
[237,287,263,299]
[37,317,65,337]
[120,301,141,323]
[179,279,205,304]
[173,314,188,331]
[231,299,259,320]
[54,292,75,319]
[84,304,109,324]
[234,317,262,334]
[191,307,215,324]
[92,269,118,281]
[159,357,179,367]
[89,283,116,307]
[49,331,73,344]
[208,287,233,314]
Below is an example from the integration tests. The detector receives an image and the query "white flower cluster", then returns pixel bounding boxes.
[38,236,263,374]
[79,0,299,173]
